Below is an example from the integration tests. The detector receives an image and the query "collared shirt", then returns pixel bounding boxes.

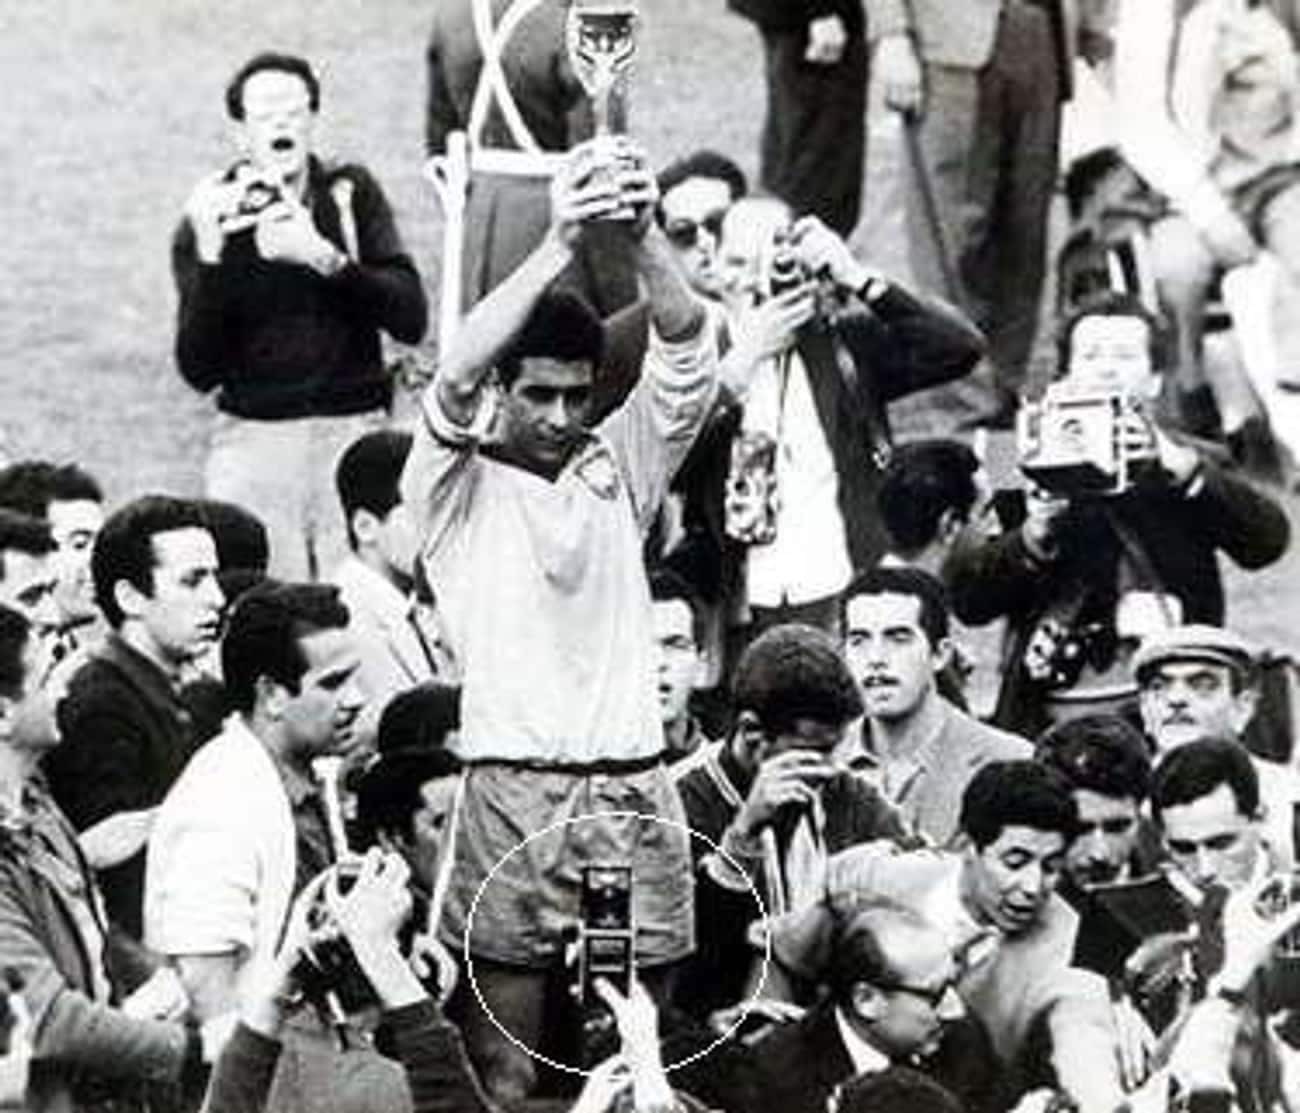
[742,351,852,607]
[834,1007,893,1076]
[267,753,334,898]
[845,701,1032,848]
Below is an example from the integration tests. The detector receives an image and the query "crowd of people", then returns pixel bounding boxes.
[6,1,1300,1112]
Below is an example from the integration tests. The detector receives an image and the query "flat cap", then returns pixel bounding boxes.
[1131,623,1258,683]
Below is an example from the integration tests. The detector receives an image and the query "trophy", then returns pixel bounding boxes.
[565,0,640,136]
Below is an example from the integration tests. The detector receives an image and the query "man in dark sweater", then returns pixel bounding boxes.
[173,51,427,581]
[44,497,223,952]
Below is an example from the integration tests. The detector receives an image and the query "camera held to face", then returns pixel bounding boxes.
[757,225,809,302]
[219,162,284,229]
[1016,385,1158,498]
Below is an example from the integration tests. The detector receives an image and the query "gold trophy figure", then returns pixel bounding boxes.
[566,0,641,221]
[566,0,639,135]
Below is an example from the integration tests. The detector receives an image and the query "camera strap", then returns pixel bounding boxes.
[329,178,359,263]
[1102,507,1180,628]
[823,324,891,471]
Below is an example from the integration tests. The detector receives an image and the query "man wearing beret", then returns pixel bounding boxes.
[1134,623,1300,869]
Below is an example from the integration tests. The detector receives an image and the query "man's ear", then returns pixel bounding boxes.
[849,982,885,1023]
[113,579,150,623]
[733,710,768,764]
[351,508,381,551]
[931,635,954,676]
[0,694,17,737]
[935,508,964,548]
[256,674,290,721]
[1230,685,1260,735]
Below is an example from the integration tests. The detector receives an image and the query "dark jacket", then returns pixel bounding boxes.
[946,461,1290,735]
[173,157,427,421]
[720,1001,994,1113]
[201,1000,493,1113]
[662,283,983,606]
[0,783,189,1113]
[44,636,202,942]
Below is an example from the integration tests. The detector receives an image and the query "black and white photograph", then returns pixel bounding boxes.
[4,0,1300,1110]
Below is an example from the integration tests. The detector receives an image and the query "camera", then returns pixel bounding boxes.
[577,864,634,1003]
[219,163,284,229]
[1016,385,1158,497]
[757,225,808,301]
[574,864,634,1066]
[290,861,375,1025]
[1254,872,1300,959]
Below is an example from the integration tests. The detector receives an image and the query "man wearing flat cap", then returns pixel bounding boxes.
[1134,623,1300,868]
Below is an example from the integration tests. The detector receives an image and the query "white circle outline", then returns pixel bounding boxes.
[461,808,773,1077]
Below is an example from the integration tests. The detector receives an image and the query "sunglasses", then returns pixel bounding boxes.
[662,210,727,250]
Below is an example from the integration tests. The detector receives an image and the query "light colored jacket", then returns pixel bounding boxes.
[144,717,296,1008]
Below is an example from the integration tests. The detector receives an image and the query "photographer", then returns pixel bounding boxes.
[173,52,427,582]
[203,850,491,1113]
[946,293,1289,737]
[709,197,982,645]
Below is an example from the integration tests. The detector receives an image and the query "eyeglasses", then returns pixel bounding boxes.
[877,979,959,1008]
[662,210,727,250]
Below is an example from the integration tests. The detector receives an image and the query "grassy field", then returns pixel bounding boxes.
[3,1,1297,654]
[1,0,761,498]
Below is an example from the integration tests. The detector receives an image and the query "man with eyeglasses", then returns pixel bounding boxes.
[173,51,428,581]
[656,151,748,302]
[764,760,1125,1113]
[709,197,982,643]
[726,904,987,1113]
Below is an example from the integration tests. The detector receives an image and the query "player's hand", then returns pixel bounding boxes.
[1021,483,1070,561]
[735,749,835,837]
[804,15,848,65]
[550,140,631,247]
[600,136,657,231]
[876,34,924,118]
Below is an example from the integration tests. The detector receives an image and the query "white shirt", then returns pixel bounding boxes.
[833,1007,894,1075]
[401,326,716,764]
[742,352,852,607]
